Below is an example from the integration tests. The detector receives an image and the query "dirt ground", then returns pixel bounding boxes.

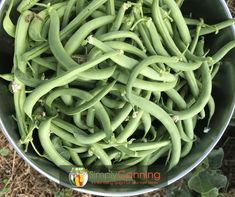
[1,1,235,197]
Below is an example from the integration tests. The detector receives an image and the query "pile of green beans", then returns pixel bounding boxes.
[1,0,235,173]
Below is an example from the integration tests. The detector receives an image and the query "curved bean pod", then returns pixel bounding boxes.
[23,51,120,118]
[64,15,116,55]
[38,118,72,170]
[97,31,145,51]
[128,93,181,170]
[126,55,179,98]
[163,0,191,45]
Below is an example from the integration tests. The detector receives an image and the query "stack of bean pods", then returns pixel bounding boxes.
[1,0,235,172]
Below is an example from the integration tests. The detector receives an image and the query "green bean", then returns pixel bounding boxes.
[90,144,112,167]
[15,68,42,88]
[152,0,181,56]
[169,39,212,121]
[23,50,120,118]
[85,155,97,167]
[87,36,172,81]
[113,157,145,170]
[101,96,125,109]
[48,8,78,70]
[165,89,187,109]
[65,15,115,55]
[66,80,116,115]
[17,0,41,13]
[173,27,209,62]
[207,96,215,127]
[116,108,144,142]
[39,118,72,170]
[106,0,115,16]
[145,18,168,56]
[176,121,192,142]
[32,57,57,71]
[126,55,179,98]
[86,108,95,133]
[62,0,77,28]
[48,88,113,139]
[3,0,15,38]
[146,145,171,165]
[184,18,201,26]
[146,19,203,71]
[29,3,66,42]
[41,4,68,40]
[163,0,191,45]
[164,81,201,145]
[113,69,178,92]
[116,91,151,143]
[94,26,108,37]
[52,118,106,144]
[76,0,85,15]
[3,0,233,173]
[69,149,84,166]
[51,136,71,161]
[23,0,109,61]
[189,19,203,53]
[64,146,88,154]
[13,10,34,139]
[128,93,181,170]
[211,62,221,79]
[111,103,133,131]
[92,149,121,168]
[73,113,89,130]
[211,41,235,64]
[105,41,147,59]
[181,119,194,157]
[97,31,145,51]
[110,2,132,31]
[166,98,174,110]
[128,141,170,151]
[51,124,84,146]
[133,6,156,55]
[91,10,106,18]
[162,11,174,37]
[198,18,235,36]
[120,10,135,32]
[0,74,14,82]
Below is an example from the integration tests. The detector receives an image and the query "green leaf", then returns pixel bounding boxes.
[191,158,209,177]
[64,188,73,196]
[0,148,10,157]
[174,184,193,197]
[0,188,10,196]
[2,178,8,184]
[208,148,224,169]
[201,188,219,197]
[188,170,227,194]
[53,191,64,197]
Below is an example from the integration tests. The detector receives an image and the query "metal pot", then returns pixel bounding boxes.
[0,0,234,196]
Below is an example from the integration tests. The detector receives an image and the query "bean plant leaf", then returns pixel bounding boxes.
[0,188,10,196]
[208,148,224,169]
[173,184,192,197]
[0,148,10,157]
[201,188,219,197]
[188,170,227,194]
